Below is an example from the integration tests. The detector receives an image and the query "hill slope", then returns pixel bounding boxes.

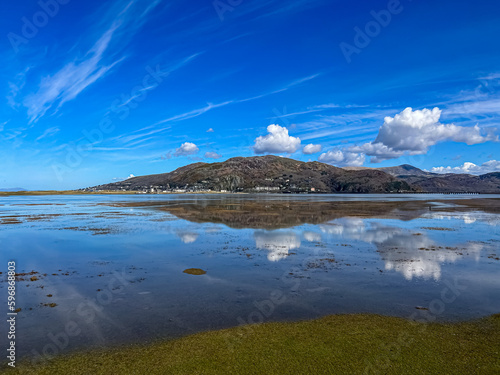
[408,172,500,193]
[88,156,500,194]
[90,156,413,194]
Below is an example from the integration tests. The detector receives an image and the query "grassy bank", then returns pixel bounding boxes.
[9,313,500,374]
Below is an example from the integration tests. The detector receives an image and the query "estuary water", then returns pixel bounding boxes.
[0,194,499,360]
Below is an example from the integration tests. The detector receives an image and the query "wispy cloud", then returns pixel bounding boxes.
[268,103,370,119]
[110,73,322,149]
[6,68,29,111]
[22,0,162,123]
[444,98,500,116]
[300,124,378,141]
[24,23,123,123]
[148,73,321,126]
[237,73,322,103]
[35,127,59,141]
[0,121,9,132]
[295,107,395,139]
[153,101,234,127]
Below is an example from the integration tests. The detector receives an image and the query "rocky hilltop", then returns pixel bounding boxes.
[88,156,413,194]
[86,156,500,194]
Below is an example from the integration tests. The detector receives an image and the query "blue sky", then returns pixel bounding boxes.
[2,0,500,190]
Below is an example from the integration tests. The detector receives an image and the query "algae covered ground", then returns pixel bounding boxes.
[8,313,500,374]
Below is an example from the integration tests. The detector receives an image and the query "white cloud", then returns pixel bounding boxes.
[112,173,136,182]
[205,151,222,159]
[206,128,214,133]
[325,107,497,164]
[253,124,301,154]
[318,149,365,167]
[303,143,322,154]
[175,142,199,157]
[373,107,493,154]
[349,142,404,163]
[430,160,500,175]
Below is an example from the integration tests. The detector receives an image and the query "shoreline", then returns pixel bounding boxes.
[0,191,246,196]
[8,312,500,374]
[0,190,496,197]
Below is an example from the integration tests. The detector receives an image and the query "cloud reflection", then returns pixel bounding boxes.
[303,231,322,242]
[254,231,301,262]
[320,219,483,281]
[177,232,199,244]
[427,212,500,226]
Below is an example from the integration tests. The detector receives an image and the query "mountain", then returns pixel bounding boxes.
[409,172,500,193]
[347,165,500,193]
[87,156,500,194]
[378,164,439,178]
[368,165,500,193]
[345,164,442,178]
[89,156,414,194]
[0,187,27,192]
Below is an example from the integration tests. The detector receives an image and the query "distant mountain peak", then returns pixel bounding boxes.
[399,164,419,170]
[0,187,27,192]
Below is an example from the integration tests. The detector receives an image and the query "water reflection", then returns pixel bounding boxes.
[254,231,301,262]
[319,218,483,281]
[427,212,500,226]
[382,242,483,281]
[1,195,499,359]
[177,232,199,244]
[249,216,485,281]
[119,199,443,229]
[303,231,322,242]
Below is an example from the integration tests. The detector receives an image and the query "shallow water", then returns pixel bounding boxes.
[0,194,499,360]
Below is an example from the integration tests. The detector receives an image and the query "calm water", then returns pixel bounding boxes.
[0,194,499,360]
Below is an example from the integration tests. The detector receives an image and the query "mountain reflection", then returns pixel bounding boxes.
[112,199,495,280]
[145,200,433,229]
[319,218,483,280]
